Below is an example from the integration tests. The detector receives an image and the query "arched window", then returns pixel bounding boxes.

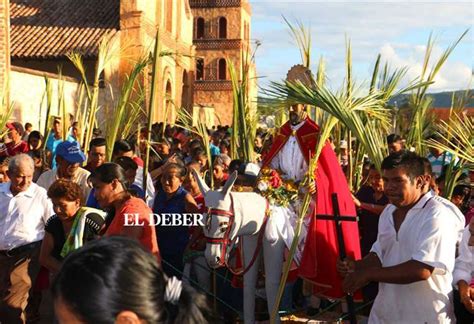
[218,59,226,80]
[218,17,227,39]
[196,17,205,39]
[196,58,204,80]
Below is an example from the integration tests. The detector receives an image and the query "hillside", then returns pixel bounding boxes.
[389,90,474,108]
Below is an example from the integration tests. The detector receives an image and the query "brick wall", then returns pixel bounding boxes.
[0,0,10,97]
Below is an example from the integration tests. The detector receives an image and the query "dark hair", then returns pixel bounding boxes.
[114,156,138,172]
[228,159,243,174]
[89,137,106,151]
[52,236,216,324]
[381,151,424,180]
[89,163,130,189]
[420,157,432,176]
[452,185,469,198]
[191,147,207,159]
[47,179,83,204]
[386,133,402,144]
[25,122,32,129]
[28,149,42,160]
[113,140,133,155]
[28,130,42,141]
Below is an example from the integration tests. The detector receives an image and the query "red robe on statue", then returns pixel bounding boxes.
[262,118,362,299]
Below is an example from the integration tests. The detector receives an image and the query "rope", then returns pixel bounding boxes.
[160,258,242,316]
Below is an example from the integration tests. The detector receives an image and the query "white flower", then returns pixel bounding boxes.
[257,181,269,192]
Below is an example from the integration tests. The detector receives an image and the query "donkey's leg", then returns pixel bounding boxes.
[263,236,285,324]
[242,235,261,324]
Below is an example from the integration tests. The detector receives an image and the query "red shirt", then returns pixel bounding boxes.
[106,197,160,261]
[132,156,144,167]
[5,141,29,156]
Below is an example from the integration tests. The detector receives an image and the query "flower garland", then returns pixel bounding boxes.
[256,167,299,207]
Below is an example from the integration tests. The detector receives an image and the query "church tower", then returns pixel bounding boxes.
[190,0,254,126]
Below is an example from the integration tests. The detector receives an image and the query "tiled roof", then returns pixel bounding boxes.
[10,0,120,59]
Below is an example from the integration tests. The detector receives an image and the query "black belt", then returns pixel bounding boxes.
[0,241,41,257]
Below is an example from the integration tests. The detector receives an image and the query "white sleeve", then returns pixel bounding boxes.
[453,226,473,286]
[411,206,456,274]
[146,172,155,208]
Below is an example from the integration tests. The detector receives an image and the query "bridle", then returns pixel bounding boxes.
[204,195,269,275]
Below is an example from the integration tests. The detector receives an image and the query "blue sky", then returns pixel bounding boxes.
[249,1,473,93]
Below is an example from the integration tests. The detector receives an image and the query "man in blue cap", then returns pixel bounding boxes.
[37,141,91,201]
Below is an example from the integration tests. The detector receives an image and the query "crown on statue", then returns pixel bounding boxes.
[285,64,315,88]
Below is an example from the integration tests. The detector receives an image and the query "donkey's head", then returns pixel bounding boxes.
[192,169,238,268]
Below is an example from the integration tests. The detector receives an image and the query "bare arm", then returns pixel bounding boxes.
[352,195,386,215]
[343,259,434,293]
[39,233,62,274]
[367,260,433,284]
[337,252,382,277]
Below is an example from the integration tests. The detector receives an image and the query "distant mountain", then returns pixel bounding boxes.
[389,90,474,108]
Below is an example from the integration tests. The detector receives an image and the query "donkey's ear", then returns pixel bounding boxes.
[192,169,210,196]
[222,171,238,197]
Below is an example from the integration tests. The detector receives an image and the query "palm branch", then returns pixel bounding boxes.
[283,16,311,68]
[176,107,214,189]
[228,47,257,162]
[0,82,13,139]
[104,58,148,162]
[404,30,468,155]
[68,34,120,152]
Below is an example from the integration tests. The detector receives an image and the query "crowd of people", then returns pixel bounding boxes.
[0,115,472,323]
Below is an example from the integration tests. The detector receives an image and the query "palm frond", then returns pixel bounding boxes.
[176,107,214,188]
[42,77,53,149]
[283,16,311,68]
[228,50,256,162]
[0,82,13,139]
[105,58,148,162]
[425,113,473,164]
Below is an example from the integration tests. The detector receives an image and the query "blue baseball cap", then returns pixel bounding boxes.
[56,141,86,164]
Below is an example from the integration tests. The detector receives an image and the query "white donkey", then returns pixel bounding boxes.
[193,170,286,323]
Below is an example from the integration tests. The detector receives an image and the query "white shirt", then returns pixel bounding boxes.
[134,166,155,207]
[453,225,474,287]
[427,189,466,245]
[270,122,308,182]
[369,193,456,323]
[0,182,54,250]
[37,168,91,202]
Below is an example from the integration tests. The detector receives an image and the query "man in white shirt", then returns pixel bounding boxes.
[0,154,54,323]
[453,218,474,321]
[337,151,457,323]
[37,141,91,201]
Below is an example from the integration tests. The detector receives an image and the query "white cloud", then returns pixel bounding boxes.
[251,1,473,92]
[379,43,472,91]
